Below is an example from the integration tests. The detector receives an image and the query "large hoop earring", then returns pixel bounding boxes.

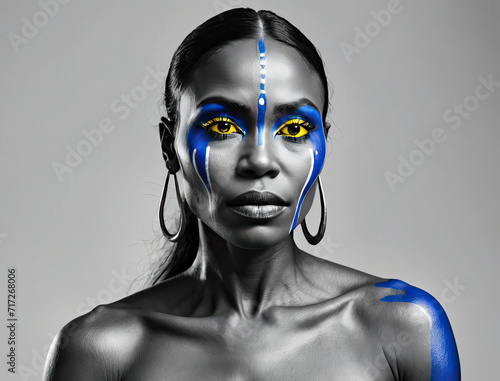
[301,176,327,245]
[159,171,186,242]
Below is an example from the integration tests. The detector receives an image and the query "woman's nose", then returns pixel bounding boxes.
[235,136,280,178]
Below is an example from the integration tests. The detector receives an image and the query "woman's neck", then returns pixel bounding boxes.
[188,221,306,319]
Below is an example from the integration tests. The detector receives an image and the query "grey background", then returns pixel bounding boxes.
[1,0,499,379]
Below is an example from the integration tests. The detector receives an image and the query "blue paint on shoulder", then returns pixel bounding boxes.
[375,279,460,380]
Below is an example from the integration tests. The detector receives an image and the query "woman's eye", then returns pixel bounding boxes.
[202,117,242,135]
[275,118,312,138]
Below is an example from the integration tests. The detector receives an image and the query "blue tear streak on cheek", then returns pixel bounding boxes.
[187,126,211,193]
[257,38,266,147]
[290,129,326,232]
[186,103,247,193]
[283,106,326,232]
[375,279,460,381]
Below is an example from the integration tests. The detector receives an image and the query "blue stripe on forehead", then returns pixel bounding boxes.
[257,38,267,146]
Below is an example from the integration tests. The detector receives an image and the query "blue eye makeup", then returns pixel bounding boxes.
[275,105,326,233]
[272,105,322,140]
[274,117,315,142]
[187,101,326,227]
[201,116,244,140]
[196,103,247,138]
[187,103,247,193]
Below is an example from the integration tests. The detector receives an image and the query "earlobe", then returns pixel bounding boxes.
[159,116,180,173]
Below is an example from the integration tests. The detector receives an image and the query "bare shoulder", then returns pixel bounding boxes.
[43,305,146,381]
[367,279,461,380]
[302,254,460,379]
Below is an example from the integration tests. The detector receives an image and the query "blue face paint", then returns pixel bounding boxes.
[187,103,247,193]
[375,279,460,380]
[257,38,267,146]
[272,105,326,232]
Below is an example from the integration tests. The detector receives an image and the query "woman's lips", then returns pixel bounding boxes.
[230,204,286,219]
[229,191,288,206]
[228,191,289,219]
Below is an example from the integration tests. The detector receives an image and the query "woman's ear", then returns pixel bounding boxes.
[159,116,180,173]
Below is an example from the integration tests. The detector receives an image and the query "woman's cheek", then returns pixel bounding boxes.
[285,134,326,232]
[186,126,213,194]
[181,143,230,216]
[203,144,238,191]
[181,168,208,217]
[175,137,211,215]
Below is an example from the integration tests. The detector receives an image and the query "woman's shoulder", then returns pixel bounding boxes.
[43,305,146,380]
[303,253,448,319]
[43,275,206,380]
[354,277,460,379]
[315,258,453,337]
[362,277,454,336]
[306,255,460,377]
[298,254,430,326]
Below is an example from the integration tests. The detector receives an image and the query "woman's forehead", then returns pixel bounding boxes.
[185,38,324,113]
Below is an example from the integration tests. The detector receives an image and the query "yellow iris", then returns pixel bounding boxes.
[202,117,242,135]
[275,118,311,138]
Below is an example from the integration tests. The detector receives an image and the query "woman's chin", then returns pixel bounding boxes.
[223,225,292,250]
[197,208,295,249]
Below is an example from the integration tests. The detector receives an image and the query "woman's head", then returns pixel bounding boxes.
[154,8,331,280]
[163,8,330,129]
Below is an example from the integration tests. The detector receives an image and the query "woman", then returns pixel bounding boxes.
[44,8,460,380]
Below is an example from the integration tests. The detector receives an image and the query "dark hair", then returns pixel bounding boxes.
[146,8,331,287]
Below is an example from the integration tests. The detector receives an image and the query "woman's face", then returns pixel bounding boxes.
[174,38,326,249]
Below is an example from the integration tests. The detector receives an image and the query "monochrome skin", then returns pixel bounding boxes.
[43,9,460,380]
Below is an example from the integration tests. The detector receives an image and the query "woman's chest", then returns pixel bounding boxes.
[123,313,396,380]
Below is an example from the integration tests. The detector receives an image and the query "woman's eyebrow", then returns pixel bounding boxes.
[197,97,251,113]
[196,96,321,116]
[274,98,320,115]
